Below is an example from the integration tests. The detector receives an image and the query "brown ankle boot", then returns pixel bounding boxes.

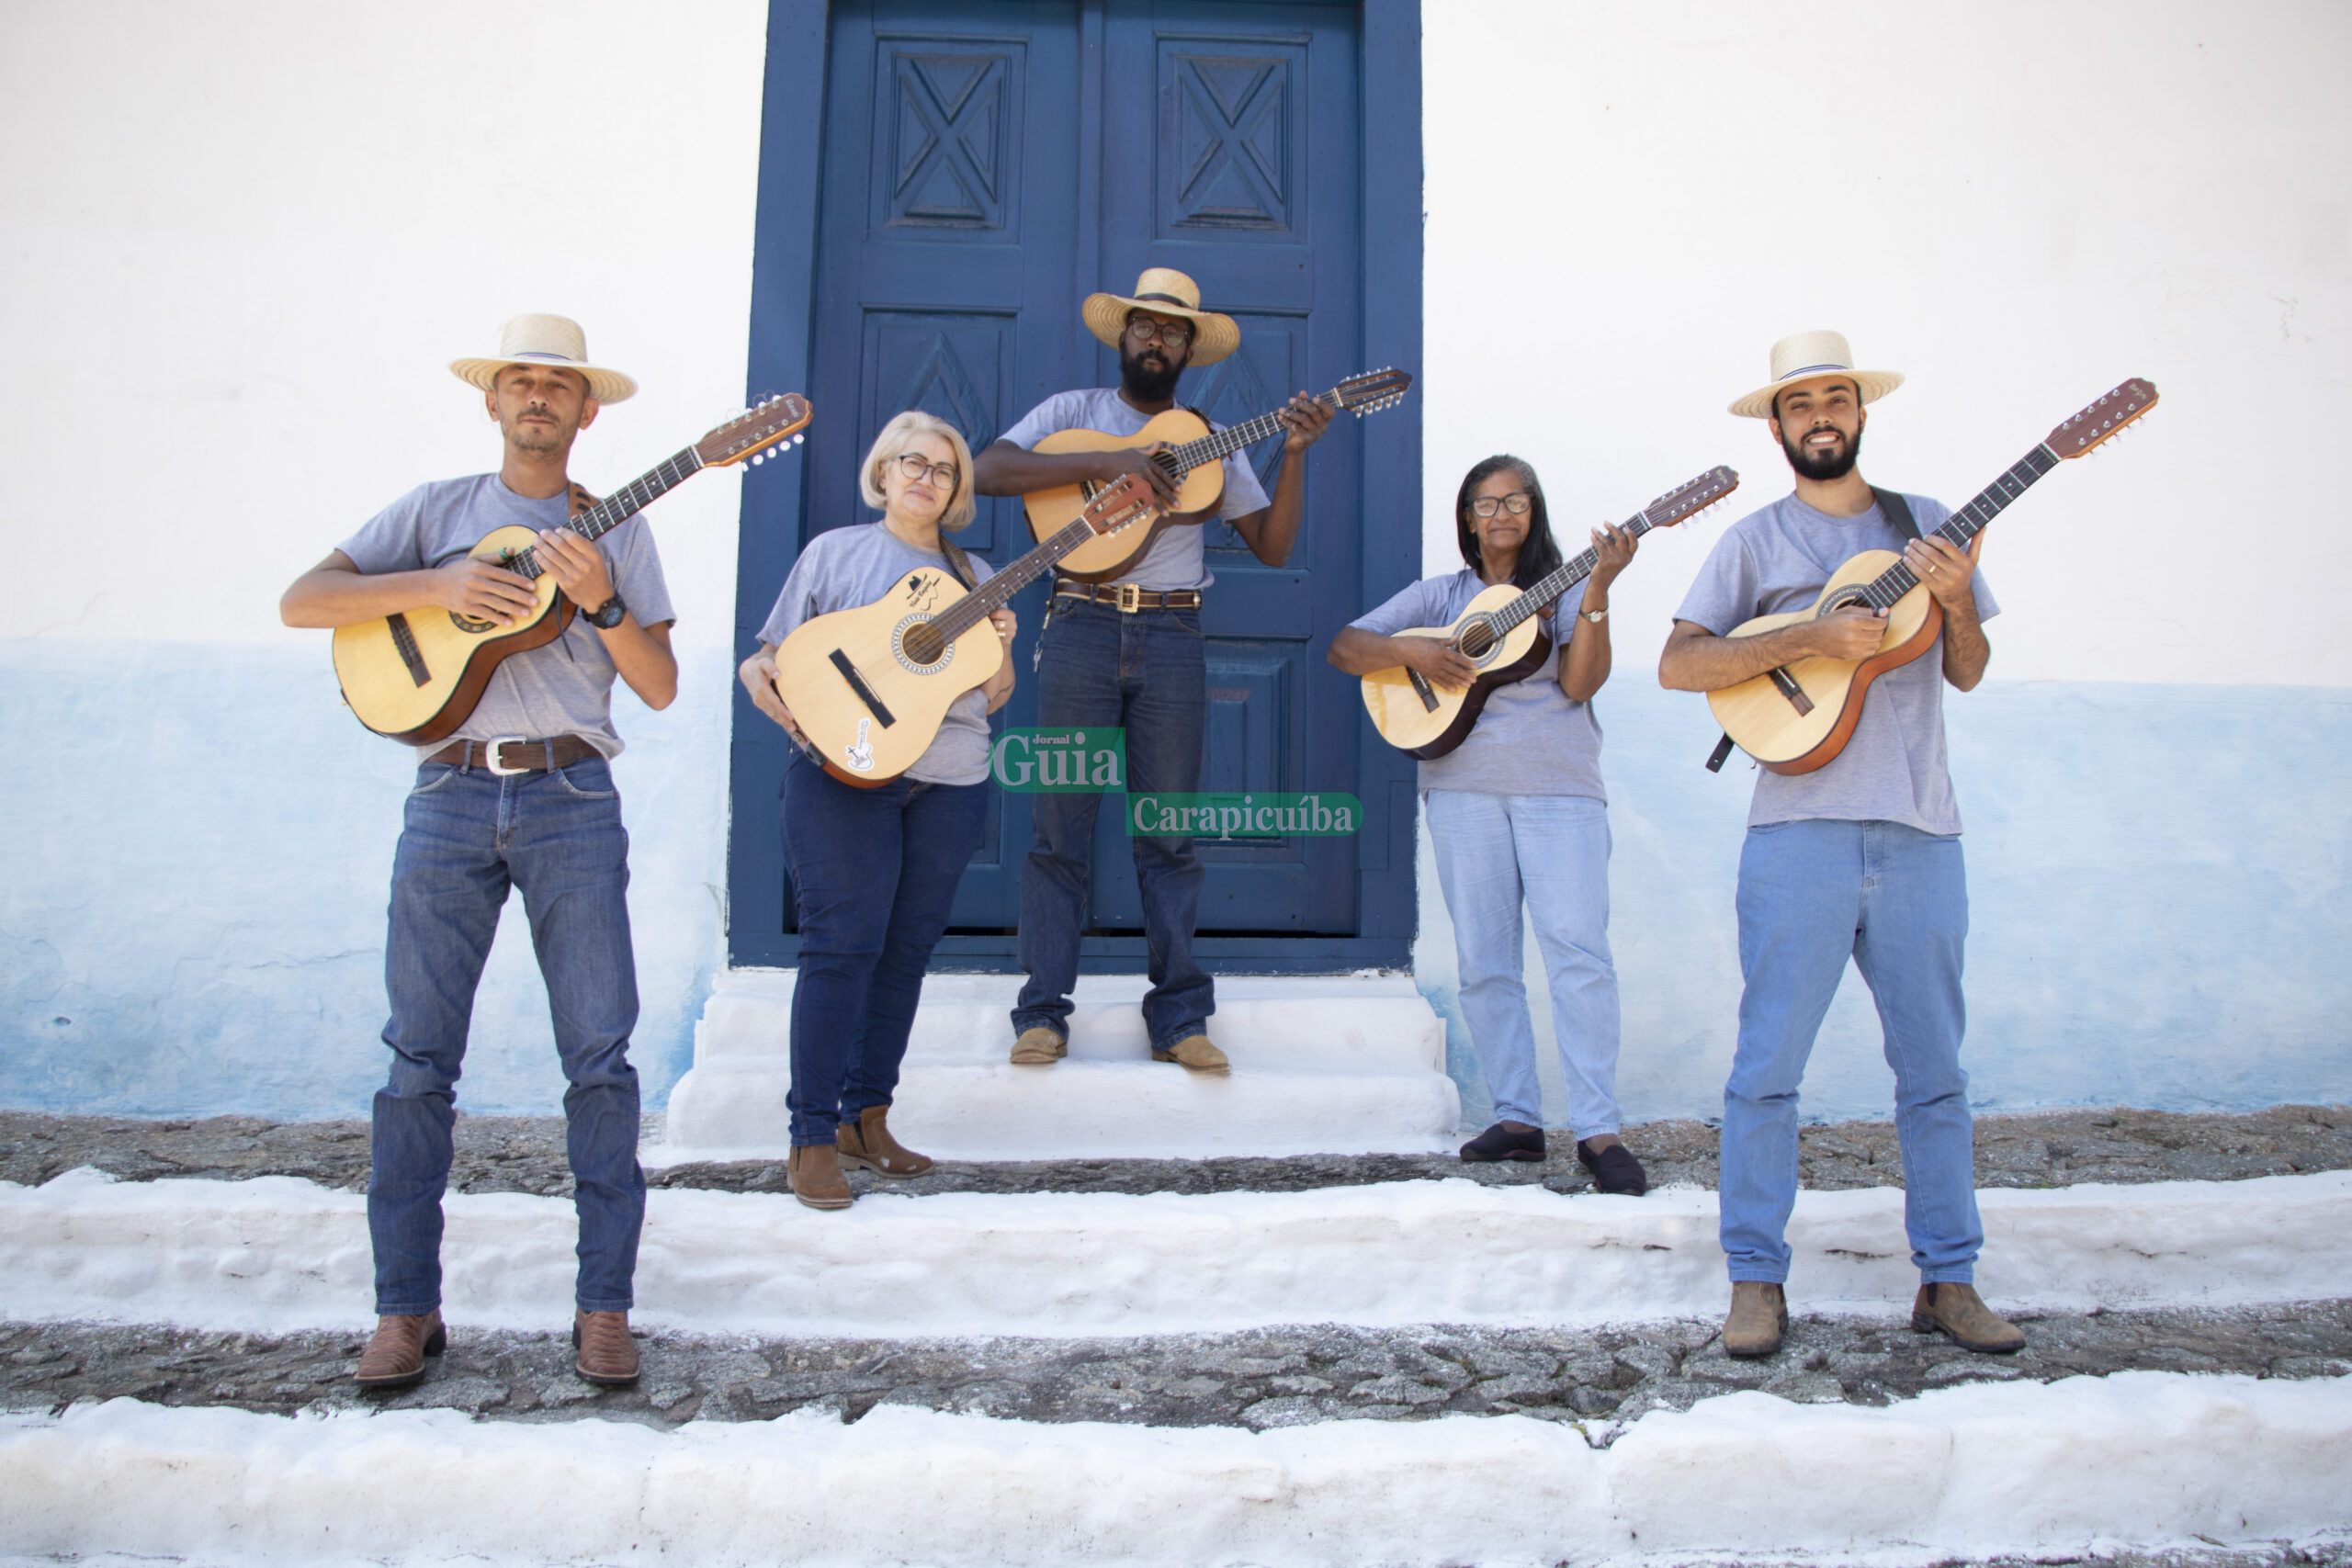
[836,1105,933,1178]
[354,1310,446,1388]
[1722,1281,1787,1359]
[1912,1282,2026,1354]
[572,1309,640,1385]
[787,1143,854,1210]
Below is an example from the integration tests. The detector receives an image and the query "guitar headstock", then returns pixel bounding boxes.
[696,393,814,468]
[1333,367,1414,417]
[2047,378,2156,458]
[1643,465,1740,528]
[1080,473,1158,535]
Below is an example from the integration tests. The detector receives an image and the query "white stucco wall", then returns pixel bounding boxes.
[2,0,2344,1124]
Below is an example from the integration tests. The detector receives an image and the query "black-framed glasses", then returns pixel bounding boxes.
[893,453,960,489]
[1125,314,1195,349]
[1469,492,1532,518]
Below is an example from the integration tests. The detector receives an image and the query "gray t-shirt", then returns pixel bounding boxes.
[1351,568,1606,801]
[1673,491,1998,835]
[995,388,1272,591]
[759,523,1000,786]
[338,474,676,761]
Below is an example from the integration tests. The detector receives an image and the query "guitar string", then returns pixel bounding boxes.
[1161,388,1353,475]
[1853,445,2058,610]
[1464,472,1734,647]
[503,448,706,581]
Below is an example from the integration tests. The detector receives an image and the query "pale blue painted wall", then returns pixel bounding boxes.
[3,638,2346,1123]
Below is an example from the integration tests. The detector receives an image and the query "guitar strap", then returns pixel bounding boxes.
[1702,487,1920,773]
[935,534,979,591]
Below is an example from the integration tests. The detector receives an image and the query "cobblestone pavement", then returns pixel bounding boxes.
[4,1301,2346,1436]
[2,1105,2345,1198]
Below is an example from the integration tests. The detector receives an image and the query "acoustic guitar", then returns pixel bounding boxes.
[331,395,812,743]
[775,474,1157,786]
[1023,368,1414,581]
[1361,467,1740,758]
[1707,377,2157,775]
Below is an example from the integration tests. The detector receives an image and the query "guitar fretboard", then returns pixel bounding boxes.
[1852,445,2060,610]
[506,447,707,580]
[1480,506,1668,638]
[1164,389,1347,476]
[929,490,1148,641]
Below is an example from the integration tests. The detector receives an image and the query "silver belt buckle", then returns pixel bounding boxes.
[483,734,533,775]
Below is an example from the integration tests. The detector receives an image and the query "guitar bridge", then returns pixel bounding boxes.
[386,613,430,687]
[826,649,897,728]
[1405,669,1439,713]
[1766,666,1815,716]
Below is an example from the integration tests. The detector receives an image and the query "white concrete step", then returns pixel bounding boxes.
[7,1168,2347,1341]
[6,1375,2349,1567]
[661,971,1460,1159]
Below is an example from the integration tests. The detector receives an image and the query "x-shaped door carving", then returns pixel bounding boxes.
[892,52,1007,227]
[1172,57,1288,227]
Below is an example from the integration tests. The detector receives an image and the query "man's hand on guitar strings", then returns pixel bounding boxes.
[1903,536,1977,610]
[1276,392,1334,454]
[431,557,537,626]
[1096,442,1182,505]
[536,528,618,618]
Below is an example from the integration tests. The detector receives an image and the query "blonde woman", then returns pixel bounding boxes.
[739,412,1016,1210]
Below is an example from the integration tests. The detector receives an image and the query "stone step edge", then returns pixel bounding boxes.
[6,1169,2346,1343]
[1,1372,2344,1567]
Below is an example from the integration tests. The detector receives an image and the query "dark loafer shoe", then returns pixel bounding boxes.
[1458,1120,1545,1163]
[1576,1138,1649,1196]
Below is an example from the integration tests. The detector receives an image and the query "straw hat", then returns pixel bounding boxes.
[450,313,638,404]
[1080,268,1240,367]
[1728,330,1902,420]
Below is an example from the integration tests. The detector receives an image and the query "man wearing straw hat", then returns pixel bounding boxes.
[1658,330,2024,1360]
[280,312,675,1390]
[973,269,1331,1074]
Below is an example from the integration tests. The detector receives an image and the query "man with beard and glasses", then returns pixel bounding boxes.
[1658,331,2024,1361]
[280,313,674,1392]
[972,268,1330,1075]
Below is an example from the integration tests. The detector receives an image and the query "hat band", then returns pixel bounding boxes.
[510,350,585,365]
[1775,361,1853,384]
[1130,292,1197,310]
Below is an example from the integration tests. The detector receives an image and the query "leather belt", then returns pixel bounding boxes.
[426,735,602,774]
[1053,582,1203,613]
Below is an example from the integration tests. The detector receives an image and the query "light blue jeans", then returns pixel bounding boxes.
[1425,790,1623,1139]
[1721,818,1982,1285]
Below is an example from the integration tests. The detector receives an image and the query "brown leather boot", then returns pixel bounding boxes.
[1151,1033,1229,1075]
[354,1310,446,1389]
[787,1143,854,1210]
[572,1309,640,1385]
[1722,1282,1787,1359]
[836,1105,933,1178]
[1010,1026,1067,1066]
[1912,1282,2026,1354]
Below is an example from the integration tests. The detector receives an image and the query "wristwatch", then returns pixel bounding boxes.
[584,592,628,630]
[1581,605,1610,625]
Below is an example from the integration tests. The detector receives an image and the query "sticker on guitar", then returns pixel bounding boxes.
[844,716,875,773]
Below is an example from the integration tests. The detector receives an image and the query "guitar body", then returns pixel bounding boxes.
[1025,409,1225,581]
[1360,583,1552,760]
[773,567,1006,788]
[1704,548,1947,775]
[330,524,573,744]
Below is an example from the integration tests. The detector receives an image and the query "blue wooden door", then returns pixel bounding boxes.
[729,0,1419,972]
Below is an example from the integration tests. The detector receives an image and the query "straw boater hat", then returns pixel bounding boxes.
[1728,329,1903,420]
[450,312,638,404]
[1081,267,1240,367]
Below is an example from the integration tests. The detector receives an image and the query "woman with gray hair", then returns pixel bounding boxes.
[738,411,1017,1209]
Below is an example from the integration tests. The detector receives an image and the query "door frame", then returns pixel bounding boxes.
[726,0,1422,973]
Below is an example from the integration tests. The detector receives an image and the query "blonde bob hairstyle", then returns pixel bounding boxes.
[858,411,978,531]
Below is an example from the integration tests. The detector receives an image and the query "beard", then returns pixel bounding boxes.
[1780,422,1863,481]
[503,410,574,457]
[1119,343,1184,404]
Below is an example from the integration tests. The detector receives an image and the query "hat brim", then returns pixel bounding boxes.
[451,356,638,405]
[1081,292,1240,367]
[1730,367,1902,420]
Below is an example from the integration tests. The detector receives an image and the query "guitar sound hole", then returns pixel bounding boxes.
[900,623,944,666]
[1456,621,1495,660]
[449,611,496,635]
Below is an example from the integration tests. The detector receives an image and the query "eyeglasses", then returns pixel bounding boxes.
[893,453,960,489]
[1125,314,1195,350]
[1469,492,1532,518]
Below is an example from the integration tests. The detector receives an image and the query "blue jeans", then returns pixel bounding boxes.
[1721,818,1982,1285]
[1014,601,1212,1050]
[781,757,989,1147]
[1425,790,1623,1139]
[369,755,645,1317]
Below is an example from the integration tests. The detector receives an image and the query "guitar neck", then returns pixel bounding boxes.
[1166,388,1346,474]
[1487,505,1668,635]
[1850,445,2060,610]
[929,510,1112,641]
[509,446,707,580]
